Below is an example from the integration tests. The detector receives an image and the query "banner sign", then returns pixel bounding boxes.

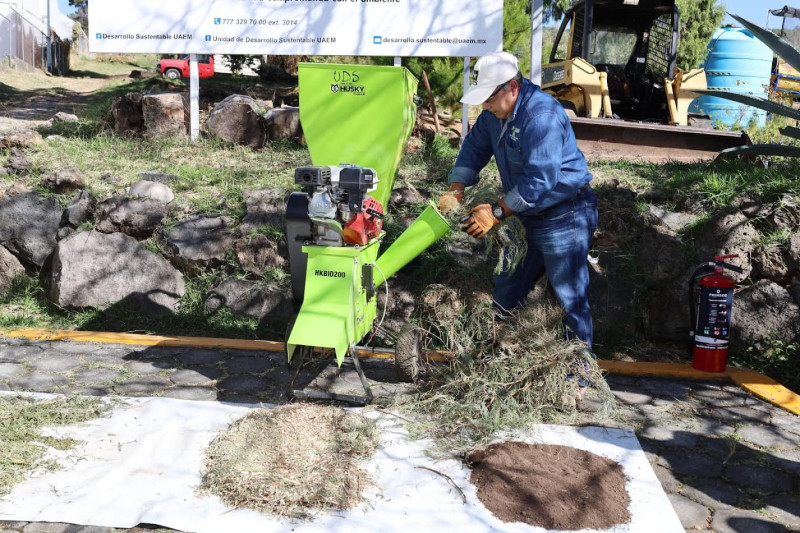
[89,0,503,57]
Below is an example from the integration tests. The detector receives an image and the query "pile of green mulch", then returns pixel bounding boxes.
[0,394,109,496]
[200,404,380,519]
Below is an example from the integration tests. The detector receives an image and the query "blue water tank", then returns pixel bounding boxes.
[691,28,773,129]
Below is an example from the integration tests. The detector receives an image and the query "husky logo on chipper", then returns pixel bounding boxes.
[315,269,346,278]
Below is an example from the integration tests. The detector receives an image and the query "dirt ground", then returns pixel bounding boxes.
[0,69,119,132]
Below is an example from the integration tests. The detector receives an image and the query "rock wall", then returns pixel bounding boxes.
[0,160,292,321]
[1,140,798,356]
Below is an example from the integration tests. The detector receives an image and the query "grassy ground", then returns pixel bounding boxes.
[0,394,109,497]
[1,55,799,391]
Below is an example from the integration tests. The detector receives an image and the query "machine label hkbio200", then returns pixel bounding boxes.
[697,287,733,339]
[315,269,346,279]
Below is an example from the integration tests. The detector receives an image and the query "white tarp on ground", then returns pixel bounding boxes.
[0,392,683,533]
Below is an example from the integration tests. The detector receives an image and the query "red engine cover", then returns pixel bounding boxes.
[343,197,384,245]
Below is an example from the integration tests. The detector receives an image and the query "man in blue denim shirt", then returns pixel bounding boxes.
[439,51,598,349]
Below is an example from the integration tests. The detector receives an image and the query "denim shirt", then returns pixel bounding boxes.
[448,78,592,216]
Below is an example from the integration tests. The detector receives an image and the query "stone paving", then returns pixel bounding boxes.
[0,335,798,533]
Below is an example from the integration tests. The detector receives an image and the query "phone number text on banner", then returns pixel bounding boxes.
[89,0,503,57]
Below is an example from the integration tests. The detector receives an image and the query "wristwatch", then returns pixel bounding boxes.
[491,202,506,220]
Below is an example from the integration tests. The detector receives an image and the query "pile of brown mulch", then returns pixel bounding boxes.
[200,404,380,519]
[467,442,631,531]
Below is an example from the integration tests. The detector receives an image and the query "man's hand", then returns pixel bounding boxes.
[460,203,499,238]
[438,189,464,213]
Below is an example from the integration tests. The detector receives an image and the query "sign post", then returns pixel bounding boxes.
[530,0,543,85]
[189,54,200,141]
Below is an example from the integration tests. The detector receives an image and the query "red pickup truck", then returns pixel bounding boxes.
[157,55,214,79]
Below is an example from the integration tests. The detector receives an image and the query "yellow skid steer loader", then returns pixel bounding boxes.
[541,0,749,162]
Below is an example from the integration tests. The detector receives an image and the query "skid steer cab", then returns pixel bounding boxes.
[542,0,703,125]
[538,0,750,163]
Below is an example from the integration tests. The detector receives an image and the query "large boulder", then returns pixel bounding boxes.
[40,167,85,194]
[240,189,288,235]
[0,244,25,296]
[0,180,32,200]
[0,130,44,149]
[49,230,185,313]
[128,180,175,203]
[732,279,800,346]
[263,107,303,142]
[753,245,792,284]
[162,214,235,272]
[646,204,698,234]
[4,147,30,174]
[111,92,144,136]
[635,226,688,283]
[95,196,168,238]
[769,201,800,233]
[0,192,61,266]
[207,94,267,149]
[204,278,292,320]
[142,92,188,139]
[51,112,79,123]
[61,190,97,229]
[234,235,286,275]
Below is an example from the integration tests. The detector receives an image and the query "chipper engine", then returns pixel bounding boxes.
[284,62,449,404]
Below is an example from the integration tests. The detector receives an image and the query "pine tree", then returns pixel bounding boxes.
[676,0,726,71]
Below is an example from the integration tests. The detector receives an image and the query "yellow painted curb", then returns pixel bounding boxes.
[728,368,800,415]
[2,328,450,361]
[597,360,800,416]
[3,328,286,352]
[3,329,798,416]
[598,360,731,381]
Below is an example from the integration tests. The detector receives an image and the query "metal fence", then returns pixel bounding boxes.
[0,4,70,75]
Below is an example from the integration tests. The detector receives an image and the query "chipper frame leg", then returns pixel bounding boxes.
[290,345,374,406]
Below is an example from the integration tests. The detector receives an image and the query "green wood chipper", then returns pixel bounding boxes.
[285,63,450,404]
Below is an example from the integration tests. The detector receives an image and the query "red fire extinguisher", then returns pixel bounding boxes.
[688,254,743,372]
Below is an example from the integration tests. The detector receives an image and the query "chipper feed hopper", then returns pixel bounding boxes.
[285,63,450,404]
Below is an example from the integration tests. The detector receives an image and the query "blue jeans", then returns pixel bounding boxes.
[492,186,598,348]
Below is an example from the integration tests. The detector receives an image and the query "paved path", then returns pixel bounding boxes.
[0,335,798,533]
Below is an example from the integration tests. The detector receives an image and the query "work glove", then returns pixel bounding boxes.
[438,189,464,213]
[460,203,500,238]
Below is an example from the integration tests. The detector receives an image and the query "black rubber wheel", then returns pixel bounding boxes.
[164,68,181,80]
[395,323,423,383]
[285,315,312,369]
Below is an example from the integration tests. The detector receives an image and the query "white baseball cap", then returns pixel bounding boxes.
[461,52,520,105]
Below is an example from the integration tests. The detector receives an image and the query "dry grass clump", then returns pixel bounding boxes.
[201,404,380,519]
[0,394,109,496]
[401,295,616,454]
